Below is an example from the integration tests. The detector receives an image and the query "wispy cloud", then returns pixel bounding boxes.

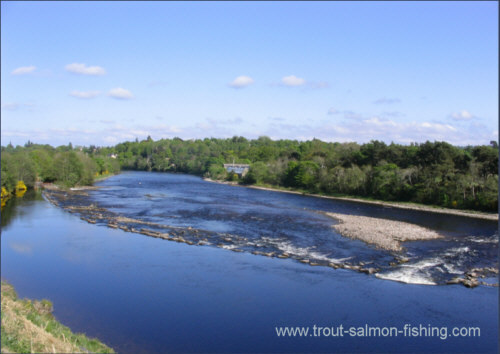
[229,75,254,88]
[327,108,363,119]
[309,81,329,89]
[65,63,106,76]
[2,116,495,147]
[9,242,33,254]
[11,66,36,75]
[450,110,475,121]
[1,102,35,111]
[108,88,134,100]
[2,103,20,111]
[276,75,328,89]
[343,110,364,120]
[281,75,306,87]
[207,117,243,125]
[381,111,406,118]
[373,97,401,104]
[70,90,101,99]
[261,117,491,145]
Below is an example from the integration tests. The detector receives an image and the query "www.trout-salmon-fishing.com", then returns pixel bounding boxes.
[275,324,480,340]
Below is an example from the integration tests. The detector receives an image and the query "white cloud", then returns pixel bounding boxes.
[1,117,491,147]
[229,76,254,88]
[108,88,134,100]
[260,116,485,145]
[11,66,36,75]
[70,90,101,99]
[281,75,306,87]
[65,63,106,76]
[327,108,339,115]
[363,117,397,127]
[450,110,475,121]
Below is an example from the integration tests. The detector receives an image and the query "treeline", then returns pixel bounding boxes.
[95,136,497,212]
[1,137,498,212]
[1,142,120,194]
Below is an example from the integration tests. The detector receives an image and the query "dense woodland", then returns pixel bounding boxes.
[1,141,120,191]
[1,137,498,212]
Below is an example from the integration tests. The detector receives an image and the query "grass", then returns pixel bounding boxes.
[1,281,114,353]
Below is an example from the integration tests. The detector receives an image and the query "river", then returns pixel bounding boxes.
[1,171,498,353]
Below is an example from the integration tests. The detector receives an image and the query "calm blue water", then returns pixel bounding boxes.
[1,172,498,353]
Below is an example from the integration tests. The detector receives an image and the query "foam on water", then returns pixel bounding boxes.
[376,270,436,285]
[270,239,353,263]
[463,236,498,244]
[375,258,443,285]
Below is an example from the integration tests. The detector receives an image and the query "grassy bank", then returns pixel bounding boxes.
[1,281,114,353]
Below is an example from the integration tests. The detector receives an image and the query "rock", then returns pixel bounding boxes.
[446,277,463,285]
[397,257,410,264]
[328,262,341,269]
[462,278,479,288]
[299,259,310,264]
[465,271,479,278]
[480,281,499,287]
[277,253,290,259]
[485,267,499,274]
[360,267,377,275]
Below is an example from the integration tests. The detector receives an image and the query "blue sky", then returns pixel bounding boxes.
[1,1,498,147]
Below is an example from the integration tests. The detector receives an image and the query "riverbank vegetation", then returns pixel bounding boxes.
[2,137,498,212]
[1,281,114,353]
[1,142,119,200]
[108,136,498,212]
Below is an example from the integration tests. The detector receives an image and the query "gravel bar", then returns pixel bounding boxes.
[325,212,443,252]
